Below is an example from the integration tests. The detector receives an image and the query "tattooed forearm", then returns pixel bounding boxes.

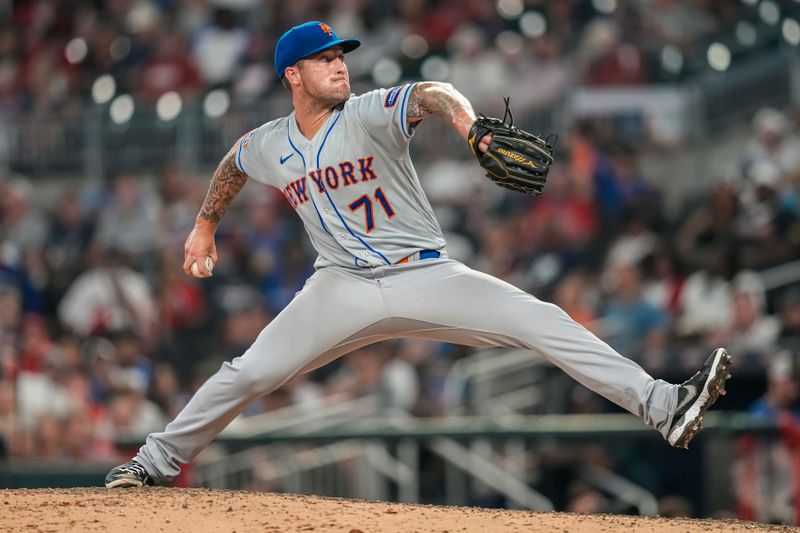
[198,145,248,224]
[406,82,477,139]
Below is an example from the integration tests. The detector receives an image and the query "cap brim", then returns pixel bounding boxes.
[300,38,361,61]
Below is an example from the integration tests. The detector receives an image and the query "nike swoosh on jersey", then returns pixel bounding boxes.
[280,153,294,165]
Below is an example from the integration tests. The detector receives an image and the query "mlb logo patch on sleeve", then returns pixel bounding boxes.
[384,85,406,108]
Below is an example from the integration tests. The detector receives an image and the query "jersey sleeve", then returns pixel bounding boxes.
[234,124,273,186]
[354,83,418,155]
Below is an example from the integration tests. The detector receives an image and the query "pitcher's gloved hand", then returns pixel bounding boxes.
[468,97,556,196]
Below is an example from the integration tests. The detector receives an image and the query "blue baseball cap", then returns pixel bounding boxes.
[274,21,360,78]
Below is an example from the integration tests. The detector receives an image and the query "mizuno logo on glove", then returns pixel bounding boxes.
[496,148,538,169]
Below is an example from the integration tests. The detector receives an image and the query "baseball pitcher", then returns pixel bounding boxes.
[106,21,732,488]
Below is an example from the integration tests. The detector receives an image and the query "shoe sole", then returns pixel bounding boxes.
[667,348,732,449]
[105,477,148,488]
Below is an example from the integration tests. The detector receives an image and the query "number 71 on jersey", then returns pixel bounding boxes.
[348,187,395,232]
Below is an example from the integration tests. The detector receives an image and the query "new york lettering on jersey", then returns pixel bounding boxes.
[274,157,378,210]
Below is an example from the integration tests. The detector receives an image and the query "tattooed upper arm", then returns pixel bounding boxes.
[405,82,436,123]
[406,82,475,123]
[198,144,249,224]
[405,81,477,140]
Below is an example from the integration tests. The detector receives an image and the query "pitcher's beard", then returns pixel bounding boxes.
[307,84,351,111]
[324,89,350,110]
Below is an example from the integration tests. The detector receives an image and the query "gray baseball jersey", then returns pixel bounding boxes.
[134,85,680,479]
[235,83,445,269]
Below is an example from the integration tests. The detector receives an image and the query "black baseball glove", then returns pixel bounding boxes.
[468,98,556,196]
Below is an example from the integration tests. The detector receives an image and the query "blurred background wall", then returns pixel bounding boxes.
[1,0,800,525]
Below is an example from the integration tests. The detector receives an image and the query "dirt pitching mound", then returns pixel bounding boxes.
[0,487,795,533]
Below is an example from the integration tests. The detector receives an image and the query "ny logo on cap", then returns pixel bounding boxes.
[319,23,333,36]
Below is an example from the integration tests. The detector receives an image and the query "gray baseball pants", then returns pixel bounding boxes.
[136,259,678,479]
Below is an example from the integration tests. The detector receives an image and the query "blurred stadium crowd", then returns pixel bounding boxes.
[2,0,796,123]
[1,0,800,523]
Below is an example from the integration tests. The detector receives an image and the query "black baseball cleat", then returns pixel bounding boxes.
[105,460,154,488]
[667,348,732,449]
